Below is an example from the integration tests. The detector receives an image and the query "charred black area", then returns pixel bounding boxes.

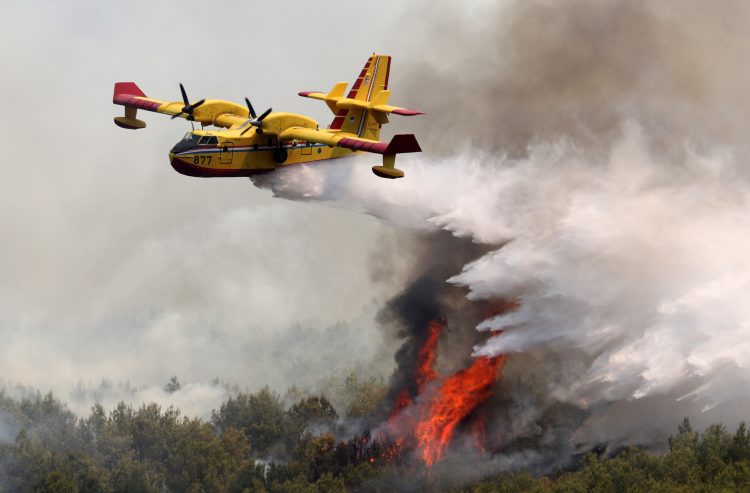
[375,230,494,415]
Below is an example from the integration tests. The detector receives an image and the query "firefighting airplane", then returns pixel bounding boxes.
[112,54,423,179]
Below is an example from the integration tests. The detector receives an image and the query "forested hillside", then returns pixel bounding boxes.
[2,383,750,492]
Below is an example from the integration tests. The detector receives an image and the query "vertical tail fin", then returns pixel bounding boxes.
[330,54,391,141]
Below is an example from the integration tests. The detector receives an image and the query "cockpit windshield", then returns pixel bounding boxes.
[181,133,218,145]
[199,136,219,145]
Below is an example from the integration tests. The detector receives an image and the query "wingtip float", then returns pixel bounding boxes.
[112,54,423,179]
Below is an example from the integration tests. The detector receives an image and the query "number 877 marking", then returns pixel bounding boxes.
[193,155,212,165]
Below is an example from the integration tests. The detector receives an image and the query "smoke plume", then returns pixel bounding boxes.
[254,0,750,463]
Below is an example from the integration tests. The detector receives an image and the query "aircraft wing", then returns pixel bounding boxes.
[113,82,247,129]
[278,127,422,155]
[113,82,186,121]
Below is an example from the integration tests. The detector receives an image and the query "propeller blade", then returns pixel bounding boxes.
[179,83,190,107]
[245,98,257,119]
[171,112,185,120]
[240,123,253,136]
[257,107,272,121]
[188,99,205,111]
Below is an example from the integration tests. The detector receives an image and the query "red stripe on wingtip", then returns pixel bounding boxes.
[113,95,161,112]
[338,137,389,154]
[338,135,421,155]
[114,82,146,99]
[391,108,424,116]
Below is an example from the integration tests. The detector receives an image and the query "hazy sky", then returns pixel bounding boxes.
[0,0,460,412]
[4,0,750,462]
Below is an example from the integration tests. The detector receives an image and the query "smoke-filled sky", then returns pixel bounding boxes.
[3,0,750,461]
[0,0,448,415]
[256,0,750,455]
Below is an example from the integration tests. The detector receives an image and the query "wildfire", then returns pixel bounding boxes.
[388,389,413,422]
[415,320,442,390]
[415,355,506,466]
[380,316,508,467]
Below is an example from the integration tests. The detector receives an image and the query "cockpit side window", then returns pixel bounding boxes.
[196,136,218,145]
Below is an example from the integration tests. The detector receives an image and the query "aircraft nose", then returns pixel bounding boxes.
[170,139,195,154]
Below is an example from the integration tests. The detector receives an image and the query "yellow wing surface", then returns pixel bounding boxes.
[113,82,248,129]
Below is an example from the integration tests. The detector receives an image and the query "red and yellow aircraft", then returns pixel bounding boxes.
[113,54,422,179]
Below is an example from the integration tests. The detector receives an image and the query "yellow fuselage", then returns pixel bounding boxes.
[169,126,357,178]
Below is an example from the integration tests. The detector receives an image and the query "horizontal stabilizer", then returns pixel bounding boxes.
[298,91,326,100]
[299,88,423,117]
[381,107,424,116]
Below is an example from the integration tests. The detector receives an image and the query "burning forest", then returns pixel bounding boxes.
[7,0,750,491]
[326,241,525,477]
[355,318,507,469]
[255,1,750,475]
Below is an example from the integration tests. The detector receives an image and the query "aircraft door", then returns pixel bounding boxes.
[220,141,233,164]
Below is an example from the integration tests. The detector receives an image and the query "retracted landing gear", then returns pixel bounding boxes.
[273,146,288,164]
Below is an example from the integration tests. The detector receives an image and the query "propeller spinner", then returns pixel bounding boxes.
[240,98,272,135]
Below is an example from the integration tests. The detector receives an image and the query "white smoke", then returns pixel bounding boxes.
[256,0,750,454]
[254,116,750,449]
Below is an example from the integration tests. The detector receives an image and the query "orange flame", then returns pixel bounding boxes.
[379,314,509,468]
[388,321,443,423]
[415,355,506,466]
[415,320,443,391]
[388,389,413,422]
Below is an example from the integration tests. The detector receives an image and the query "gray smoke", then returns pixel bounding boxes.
[255,0,750,468]
[374,232,490,412]
[397,0,750,160]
